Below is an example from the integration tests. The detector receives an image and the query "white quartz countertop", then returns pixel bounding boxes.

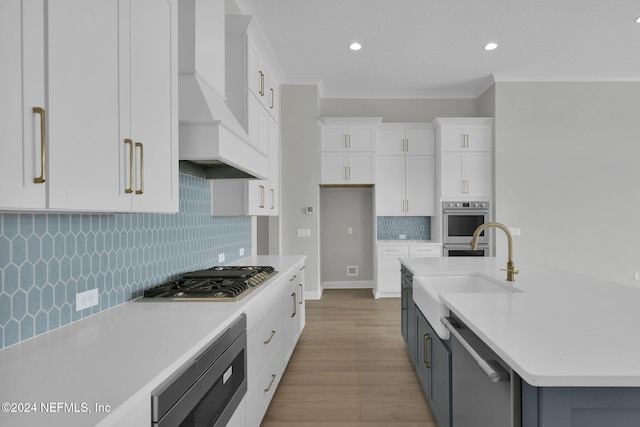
[0,255,305,427]
[401,256,640,387]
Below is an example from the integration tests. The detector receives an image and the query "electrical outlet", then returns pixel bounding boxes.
[76,289,99,311]
[218,253,225,263]
[239,248,245,256]
[635,272,640,281]
[297,229,311,237]
[399,234,407,240]
[348,227,353,234]
[509,227,521,236]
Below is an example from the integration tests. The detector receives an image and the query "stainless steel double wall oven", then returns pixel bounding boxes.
[443,201,491,257]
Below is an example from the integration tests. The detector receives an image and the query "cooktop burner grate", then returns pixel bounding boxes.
[139,266,277,301]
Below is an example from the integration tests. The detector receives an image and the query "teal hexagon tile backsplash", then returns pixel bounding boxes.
[0,170,251,350]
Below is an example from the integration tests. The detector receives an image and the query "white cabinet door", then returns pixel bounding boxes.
[320,153,348,184]
[405,129,436,155]
[320,126,351,152]
[47,0,130,212]
[440,124,492,152]
[375,156,405,216]
[321,153,374,185]
[347,153,375,184]
[465,152,492,199]
[376,245,409,296]
[0,0,46,210]
[376,129,406,155]
[268,119,279,215]
[320,126,375,152]
[441,152,491,199]
[405,155,435,216]
[129,0,178,213]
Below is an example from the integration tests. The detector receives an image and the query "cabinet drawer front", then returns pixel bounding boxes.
[410,245,442,257]
[245,347,285,427]
[247,305,283,391]
[377,246,410,256]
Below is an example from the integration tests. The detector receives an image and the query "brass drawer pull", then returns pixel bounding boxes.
[135,142,144,195]
[264,374,276,392]
[424,332,431,369]
[33,107,46,184]
[124,139,134,194]
[264,330,276,344]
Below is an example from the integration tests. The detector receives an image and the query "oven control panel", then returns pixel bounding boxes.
[443,201,489,210]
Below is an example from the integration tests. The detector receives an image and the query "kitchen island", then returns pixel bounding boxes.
[401,256,640,427]
[0,255,305,427]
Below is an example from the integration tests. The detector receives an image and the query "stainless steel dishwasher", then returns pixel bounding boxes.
[442,315,521,427]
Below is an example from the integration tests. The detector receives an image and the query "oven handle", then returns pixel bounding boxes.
[441,317,509,383]
[443,209,490,215]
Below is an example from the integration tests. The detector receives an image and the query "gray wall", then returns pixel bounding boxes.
[320,98,478,122]
[280,85,322,297]
[320,187,374,282]
[493,81,640,286]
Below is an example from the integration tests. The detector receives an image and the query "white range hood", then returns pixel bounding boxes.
[178,0,268,180]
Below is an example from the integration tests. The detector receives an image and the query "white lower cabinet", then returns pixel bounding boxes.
[244,261,306,426]
[375,243,441,298]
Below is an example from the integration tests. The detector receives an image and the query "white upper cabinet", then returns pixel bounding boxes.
[319,117,381,185]
[214,15,282,217]
[0,0,46,210]
[434,118,493,201]
[0,0,178,213]
[375,124,436,216]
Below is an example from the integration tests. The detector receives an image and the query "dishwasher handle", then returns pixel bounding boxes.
[441,317,510,383]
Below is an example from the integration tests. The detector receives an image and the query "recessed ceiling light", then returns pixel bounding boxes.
[484,42,498,51]
[349,42,362,51]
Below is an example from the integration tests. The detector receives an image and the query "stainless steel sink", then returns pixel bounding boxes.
[413,274,522,340]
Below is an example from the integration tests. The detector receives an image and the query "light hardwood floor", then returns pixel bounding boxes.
[261,289,437,427]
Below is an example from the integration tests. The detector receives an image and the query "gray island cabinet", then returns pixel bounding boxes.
[400,259,640,427]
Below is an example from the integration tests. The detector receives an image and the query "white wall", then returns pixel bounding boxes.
[493,82,640,287]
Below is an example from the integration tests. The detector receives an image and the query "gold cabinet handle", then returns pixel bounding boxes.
[463,179,469,194]
[299,265,306,271]
[135,142,144,195]
[259,184,265,208]
[33,107,46,184]
[347,166,351,181]
[124,139,134,194]
[291,292,297,317]
[271,188,275,209]
[259,71,265,96]
[289,274,297,282]
[424,332,431,368]
[344,166,348,181]
[299,283,304,304]
[344,134,348,148]
[270,87,274,109]
[264,374,276,392]
[264,330,276,345]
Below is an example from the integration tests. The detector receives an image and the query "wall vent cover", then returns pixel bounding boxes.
[347,266,358,276]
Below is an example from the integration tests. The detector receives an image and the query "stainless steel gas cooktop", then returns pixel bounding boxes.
[138,266,277,301]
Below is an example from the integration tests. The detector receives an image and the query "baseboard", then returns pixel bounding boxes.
[321,280,374,290]
[373,291,401,299]
[304,289,323,300]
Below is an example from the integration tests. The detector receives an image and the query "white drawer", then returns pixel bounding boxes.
[247,303,283,391]
[245,345,285,427]
[377,245,410,257]
[409,245,442,257]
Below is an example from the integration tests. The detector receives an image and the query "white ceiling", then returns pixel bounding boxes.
[231,0,640,98]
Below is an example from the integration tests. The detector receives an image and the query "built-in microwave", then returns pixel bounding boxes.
[443,201,490,245]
